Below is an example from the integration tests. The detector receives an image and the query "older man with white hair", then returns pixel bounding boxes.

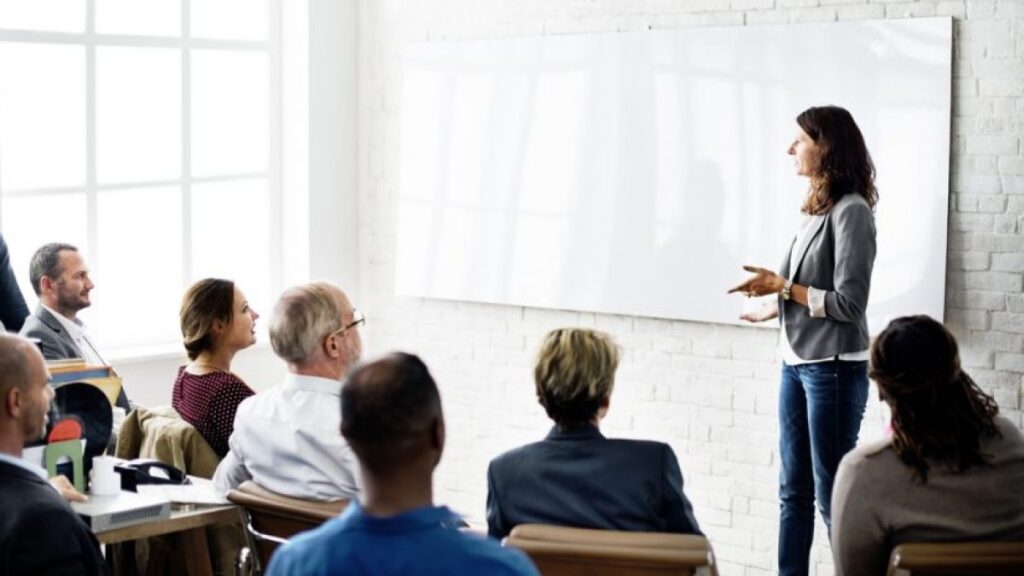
[213,282,363,501]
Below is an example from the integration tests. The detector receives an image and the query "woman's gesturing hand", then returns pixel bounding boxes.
[728,265,786,298]
[740,302,780,323]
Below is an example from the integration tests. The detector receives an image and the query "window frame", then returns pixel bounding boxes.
[0,0,284,354]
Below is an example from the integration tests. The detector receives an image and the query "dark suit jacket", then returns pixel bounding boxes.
[486,425,702,539]
[0,460,107,576]
[20,305,130,410]
[0,233,29,332]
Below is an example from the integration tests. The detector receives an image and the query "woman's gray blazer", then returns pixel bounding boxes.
[779,192,876,360]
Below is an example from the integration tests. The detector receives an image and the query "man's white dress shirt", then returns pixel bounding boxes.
[213,372,359,501]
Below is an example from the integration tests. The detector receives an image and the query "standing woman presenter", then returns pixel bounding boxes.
[729,105,878,576]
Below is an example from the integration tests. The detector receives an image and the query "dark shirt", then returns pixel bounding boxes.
[487,424,702,538]
[0,233,29,332]
[0,460,107,576]
[171,366,254,457]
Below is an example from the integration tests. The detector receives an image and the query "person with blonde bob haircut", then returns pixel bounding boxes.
[533,328,619,427]
[830,316,1024,576]
[486,328,702,538]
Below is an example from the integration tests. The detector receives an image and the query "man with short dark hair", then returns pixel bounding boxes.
[266,353,539,576]
[20,243,129,410]
[0,334,107,576]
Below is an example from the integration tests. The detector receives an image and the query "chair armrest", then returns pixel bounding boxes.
[889,542,1024,576]
[227,481,347,522]
[509,523,709,551]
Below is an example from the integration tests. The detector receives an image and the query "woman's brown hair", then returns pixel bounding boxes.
[797,105,879,215]
[870,315,1000,482]
[180,278,235,360]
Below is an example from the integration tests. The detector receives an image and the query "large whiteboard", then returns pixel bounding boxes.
[396,18,951,331]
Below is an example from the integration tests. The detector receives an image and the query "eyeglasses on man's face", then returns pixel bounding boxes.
[331,308,365,338]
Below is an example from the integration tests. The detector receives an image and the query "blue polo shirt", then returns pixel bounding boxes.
[266,502,539,576]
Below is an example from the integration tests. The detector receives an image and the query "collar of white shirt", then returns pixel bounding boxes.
[0,451,49,481]
[41,303,106,365]
[283,372,343,396]
[42,303,86,340]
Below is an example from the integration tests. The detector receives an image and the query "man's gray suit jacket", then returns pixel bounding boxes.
[779,192,876,360]
[20,305,130,410]
[21,305,84,361]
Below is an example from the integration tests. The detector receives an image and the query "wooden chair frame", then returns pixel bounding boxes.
[226,481,346,576]
[888,541,1024,576]
[504,524,718,576]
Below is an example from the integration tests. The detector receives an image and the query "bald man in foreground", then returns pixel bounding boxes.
[0,334,106,576]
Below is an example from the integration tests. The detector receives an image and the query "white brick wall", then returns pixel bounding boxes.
[357,2,1024,574]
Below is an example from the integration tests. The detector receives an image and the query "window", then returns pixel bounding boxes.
[0,0,281,352]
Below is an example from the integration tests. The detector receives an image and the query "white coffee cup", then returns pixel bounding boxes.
[90,455,121,496]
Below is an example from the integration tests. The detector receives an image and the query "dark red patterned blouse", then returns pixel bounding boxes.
[171,366,255,457]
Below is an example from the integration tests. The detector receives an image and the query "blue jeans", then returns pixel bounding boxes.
[778,359,868,576]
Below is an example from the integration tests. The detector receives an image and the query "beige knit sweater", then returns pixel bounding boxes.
[831,416,1024,576]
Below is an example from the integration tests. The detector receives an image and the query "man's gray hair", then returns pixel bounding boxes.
[269,282,347,363]
[29,243,78,296]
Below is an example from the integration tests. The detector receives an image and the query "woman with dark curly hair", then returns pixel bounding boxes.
[830,315,1024,576]
[730,105,878,576]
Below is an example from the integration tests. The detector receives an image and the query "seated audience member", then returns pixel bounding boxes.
[266,353,539,576]
[214,282,362,500]
[20,243,130,411]
[0,334,106,576]
[0,233,29,332]
[487,328,702,539]
[172,278,258,457]
[831,315,1024,576]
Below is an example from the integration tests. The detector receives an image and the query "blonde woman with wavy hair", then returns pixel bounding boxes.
[486,327,702,539]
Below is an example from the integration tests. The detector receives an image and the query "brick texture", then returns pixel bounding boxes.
[357,2,1024,574]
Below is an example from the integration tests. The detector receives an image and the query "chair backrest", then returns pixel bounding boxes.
[504,524,718,576]
[227,481,347,572]
[888,542,1024,576]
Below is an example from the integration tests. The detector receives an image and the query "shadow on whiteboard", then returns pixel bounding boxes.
[395,17,951,334]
